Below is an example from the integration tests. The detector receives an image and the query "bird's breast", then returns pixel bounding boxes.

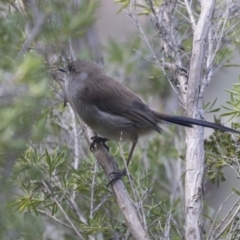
[72,97,140,142]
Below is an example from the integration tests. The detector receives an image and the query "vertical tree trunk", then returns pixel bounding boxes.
[185,0,216,239]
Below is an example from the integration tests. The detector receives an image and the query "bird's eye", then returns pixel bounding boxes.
[68,64,75,72]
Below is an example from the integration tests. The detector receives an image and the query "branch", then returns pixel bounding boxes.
[91,142,150,240]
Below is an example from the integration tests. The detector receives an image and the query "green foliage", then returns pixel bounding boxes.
[222,80,240,122]
[204,98,221,113]
[203,78,240,185]
[114,0,130,13]
[38,1,97,43]
[11,147,114,237]
[104,37,171,99]
[11,140,185,238]
[1,0,240,239]
[0,1,98,239]
[203,84,240,189]
[0,55,48,164]
[0,0,97,165]
[205,126,240,186]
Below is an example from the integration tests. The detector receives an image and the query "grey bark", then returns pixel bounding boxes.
[185,0,216,239]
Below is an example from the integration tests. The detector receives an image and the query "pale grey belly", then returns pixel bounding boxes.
[73,100,153,142]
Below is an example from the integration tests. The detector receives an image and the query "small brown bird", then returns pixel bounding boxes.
[62,60,239,166]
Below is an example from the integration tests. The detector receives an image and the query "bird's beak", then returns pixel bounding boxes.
[58,68,66,73]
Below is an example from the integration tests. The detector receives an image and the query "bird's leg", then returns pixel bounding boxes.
[107,140,137,186]
[126,140,137,166]
[90,136,109,151]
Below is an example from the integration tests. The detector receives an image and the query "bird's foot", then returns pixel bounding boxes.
[90,136,109,151]
[107,168,129,187]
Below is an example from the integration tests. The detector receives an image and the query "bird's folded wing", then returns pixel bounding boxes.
[83,76,161,132]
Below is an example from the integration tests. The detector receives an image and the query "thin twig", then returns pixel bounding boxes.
[69,104,80,201]
[18,0,45,57]
[118,142,148,232]
[214,196,240,239]
[184,0,196,29]
[37,208,81,232]
[90,161,98,219]
[92,193,111,215]
[42,180,84,240]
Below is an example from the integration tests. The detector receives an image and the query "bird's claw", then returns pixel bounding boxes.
[107,168,127,187]
[90,136,109,151]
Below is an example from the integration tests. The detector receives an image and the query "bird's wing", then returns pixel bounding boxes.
[82,76,161,133]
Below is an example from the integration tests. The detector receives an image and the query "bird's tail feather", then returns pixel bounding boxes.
[153,111,240,134]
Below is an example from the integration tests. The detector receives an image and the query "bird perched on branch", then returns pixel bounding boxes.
[60,60,240,168]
